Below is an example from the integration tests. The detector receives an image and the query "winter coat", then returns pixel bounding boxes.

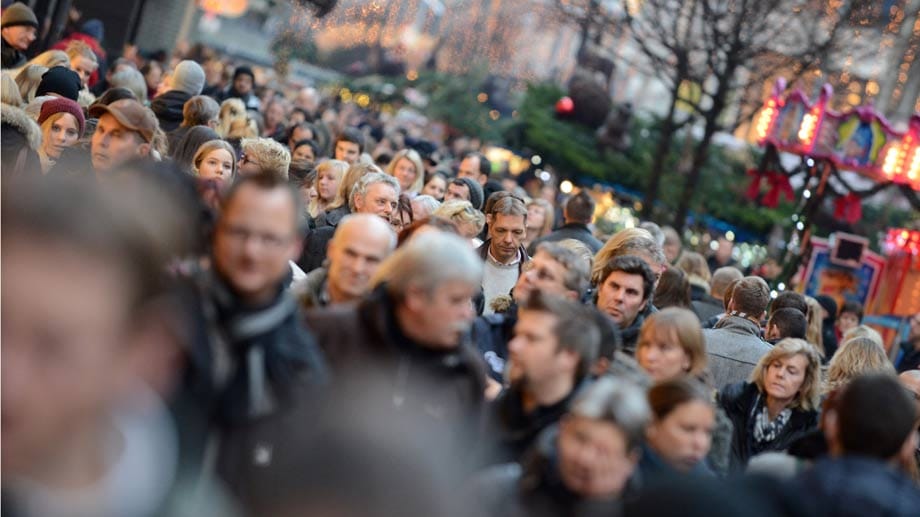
[472,426,625,517]
[291,266,329,310]
[480,379,589,467]
[219,87,260,111]
[703,315,772,391]
[527,222,604,255]
[1,37,26,69]
[793,456,920,517]
[305,285,487,461]
[298,225,335,273]
[719,382,818,471]
[151,90,192,133]
[1,103,42,177]
[691,293,723,324]
[169,270,329,504]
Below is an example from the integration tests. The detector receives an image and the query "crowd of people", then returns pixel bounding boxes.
[3,3,920,516]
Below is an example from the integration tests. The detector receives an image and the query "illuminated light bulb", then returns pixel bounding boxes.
[725,231,735,242]
[882,145,901,177]
[560,180,573,194]
[803,190,812,199]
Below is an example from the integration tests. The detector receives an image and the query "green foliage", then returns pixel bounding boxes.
[409,68,509,142]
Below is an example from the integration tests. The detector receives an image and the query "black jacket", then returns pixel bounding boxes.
[793,456,920,517]
[527,222,604,255]
[1,37,26,68]
[170,271,329,503]
[691,294,723,323]
[481,380,587,467]
[1,103,42,178]
[719,382,818,471]
[305,285,487,459]
[151,90,192,133]
[618,303,656,356]
[473,426,624,517]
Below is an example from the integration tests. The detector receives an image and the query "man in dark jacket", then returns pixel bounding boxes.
[306,231,486,461]
[151,60,206,133]
[793,374,920,517]
[473,377,649,517]
[478,194,530,314]
[167,94,220,153]
[692,266,742,324]
[704,276,773,390]
[175,172,328,504]
[595,255,657,355]
[481,292,600,466]
[896,312,920,372]
[299,172,399,272]
[528,190,603,255]
[1,2,37,69]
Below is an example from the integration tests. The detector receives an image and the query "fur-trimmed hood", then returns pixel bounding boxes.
[1,102,41,152]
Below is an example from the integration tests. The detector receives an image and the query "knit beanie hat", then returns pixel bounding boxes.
[37,97,86,136]
[168,60,205,96]
[80,19,104,42]
[233,65,255,82]
[1,2,38,29]
[456,176,484,210]
[35,66,82,101]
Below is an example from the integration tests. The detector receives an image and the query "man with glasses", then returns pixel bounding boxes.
[179,172,328,501]
[238,137,291,179]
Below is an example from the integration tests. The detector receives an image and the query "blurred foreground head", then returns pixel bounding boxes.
[1,174,192,477]
[249,377,471,517]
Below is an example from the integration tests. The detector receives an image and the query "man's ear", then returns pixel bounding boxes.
[137,142,151,157]
[477,174,487,186]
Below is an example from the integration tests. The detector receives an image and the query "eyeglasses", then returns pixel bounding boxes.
[219,223,291,250]
[239,153,261,168]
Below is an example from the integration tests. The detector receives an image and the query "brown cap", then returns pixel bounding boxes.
[89,99,158,143]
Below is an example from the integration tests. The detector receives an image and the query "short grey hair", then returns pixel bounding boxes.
[372,231,483,299]
[411,195,441,218]
[109,68,148,103]
[570,376,650,451]
[349,172,400,211]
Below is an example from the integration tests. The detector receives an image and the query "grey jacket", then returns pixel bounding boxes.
[704,315,771,391]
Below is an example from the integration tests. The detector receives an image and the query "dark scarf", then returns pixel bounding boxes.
[201,270,328,426]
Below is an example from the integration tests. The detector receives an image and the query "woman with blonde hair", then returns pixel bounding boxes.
[217,98,247,138]
[524,198,554,250]
[720,338,822,470]
[15,65,47,102]
[310,159,349,218]
[433,200,486,244]
[676,251,711,301]
[385,148,424,195]
[592,227,666,285]
[2,71,23,106]
[35,97,84,173]
[823,337,895,394]
[803,296,825,357]
[24,50,69,70]
[636,307,707,383]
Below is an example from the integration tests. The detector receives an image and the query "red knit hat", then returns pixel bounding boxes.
[37,97,86,137]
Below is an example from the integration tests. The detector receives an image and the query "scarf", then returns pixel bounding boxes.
[200,270,328,426]
[751,393,792,444]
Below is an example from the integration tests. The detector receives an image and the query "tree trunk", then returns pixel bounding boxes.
[641,83,682,219]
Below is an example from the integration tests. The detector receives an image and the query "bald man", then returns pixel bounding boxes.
[294,214,396,308]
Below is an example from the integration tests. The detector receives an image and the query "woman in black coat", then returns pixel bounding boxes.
[719,338,822,471]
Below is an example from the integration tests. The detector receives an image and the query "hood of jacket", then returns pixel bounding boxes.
[2,102,41,152]
[150,90,191,129]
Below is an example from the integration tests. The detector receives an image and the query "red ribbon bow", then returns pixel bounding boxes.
[833,193,862,224]
[746,169,794,208]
